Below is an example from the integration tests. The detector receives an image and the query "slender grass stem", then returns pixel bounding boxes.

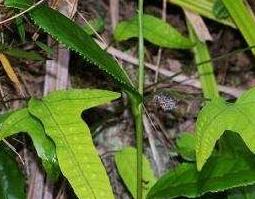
[138,0,144,94]
[136,0,144,199]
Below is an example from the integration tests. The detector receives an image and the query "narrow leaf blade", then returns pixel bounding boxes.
[4,0,32,9]
[114,14,194,49]
[30,5,140,101]
[4,48,44,61]
[188,22,219,99]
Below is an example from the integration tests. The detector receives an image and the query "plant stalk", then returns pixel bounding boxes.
[137,0,144,198]
[135,105,143,199]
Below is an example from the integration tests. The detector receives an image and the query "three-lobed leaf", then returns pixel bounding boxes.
[147,133,255,199]
[0,89,120,198]
[115,147,157,199]
[196,87,255,170]
[114,14,194,49]
[28,89,120,199]
[3,48,44,61]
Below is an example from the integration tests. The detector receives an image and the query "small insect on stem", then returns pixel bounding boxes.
[153,92,177,112]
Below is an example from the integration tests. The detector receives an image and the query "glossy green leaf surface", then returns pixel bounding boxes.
[188,22,219,99]
[0,109,59,179]
[5,0,140,101]
[28,89,120,199]
[115,147,157,199]
[176,132,196,161]
[114,14,194,49]
[147,133,255,199]
[196,87,255,170]
[222,0,255,55]
[0,147,26,199]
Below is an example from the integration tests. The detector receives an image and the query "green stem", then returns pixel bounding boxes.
[135,104,143,199]
[137,0,144,199]
[138,1,144,94]
[187,22,219,99]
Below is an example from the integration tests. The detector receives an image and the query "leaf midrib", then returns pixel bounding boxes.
[41,100,97,199]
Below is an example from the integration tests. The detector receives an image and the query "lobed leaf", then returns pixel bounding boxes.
[115,147,157,199]
[4,48,44,61]
[196,87,255,170]
[28,89,120,199]
[0,109,59,179]
[147,133,255,199]
[114,14,194,49]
